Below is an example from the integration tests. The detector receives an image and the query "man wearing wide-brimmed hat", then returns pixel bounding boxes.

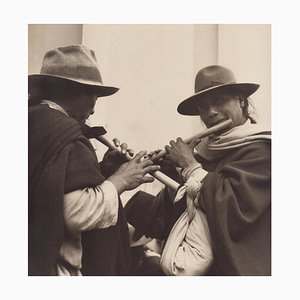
[125,65,271,275]
[28,45,160,276]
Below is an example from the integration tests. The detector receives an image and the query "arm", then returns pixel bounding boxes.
[63,181,119,233]
[164,137,208,206]
[63,140,161,232]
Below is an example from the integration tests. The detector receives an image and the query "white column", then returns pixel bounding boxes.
[217,24,271,128]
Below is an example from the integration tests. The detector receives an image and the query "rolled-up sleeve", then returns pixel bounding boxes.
[63,180,119,233]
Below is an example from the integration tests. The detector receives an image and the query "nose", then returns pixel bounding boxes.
[207,105,218,117]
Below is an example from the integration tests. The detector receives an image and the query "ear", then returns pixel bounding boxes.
[240,99,245,108]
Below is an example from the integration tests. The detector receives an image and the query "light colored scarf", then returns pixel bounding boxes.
[195,120,271,161]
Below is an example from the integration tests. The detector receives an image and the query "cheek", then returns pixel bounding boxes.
[226,105,243,123]
[86,98,96,112]
[79,99,95,114]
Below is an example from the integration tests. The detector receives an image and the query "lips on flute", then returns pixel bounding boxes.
[94,119,232,190]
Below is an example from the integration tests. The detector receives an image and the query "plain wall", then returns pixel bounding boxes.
[28,24,83,74]
[83,24,197,155]
[218,24,271,127]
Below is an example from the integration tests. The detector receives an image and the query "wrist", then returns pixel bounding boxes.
[108,175,127,194]
[180,158,198,169]
[182,162,204,181]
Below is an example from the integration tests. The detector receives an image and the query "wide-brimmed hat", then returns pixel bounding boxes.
[124,191,160,241]
[28,44,119,97]
[177,65,260,116]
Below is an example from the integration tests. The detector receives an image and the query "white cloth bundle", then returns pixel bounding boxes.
[160,177,213,276]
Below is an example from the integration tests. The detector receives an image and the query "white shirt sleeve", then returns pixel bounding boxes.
[63,180,119,233]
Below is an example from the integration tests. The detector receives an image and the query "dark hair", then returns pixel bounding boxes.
[220,86,257,124]
[237,95,257,124]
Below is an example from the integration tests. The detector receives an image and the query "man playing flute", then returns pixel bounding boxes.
[125,65,271,276]
[28,44,160,276]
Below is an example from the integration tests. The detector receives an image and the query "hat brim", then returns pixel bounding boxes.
[124,191,160,242]
[177,83,260,116]
[28,74,119,97]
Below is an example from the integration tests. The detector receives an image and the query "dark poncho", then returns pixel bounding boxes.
[28,104,131,275]
[199,141,271,275]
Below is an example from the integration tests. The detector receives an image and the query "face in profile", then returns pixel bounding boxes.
[68,91,98,125]
[197,94,247,129]
[59,84,99,125]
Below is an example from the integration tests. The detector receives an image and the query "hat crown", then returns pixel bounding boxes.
[40,44,103,86]
[195,65,236,93]
[177,64,259,116]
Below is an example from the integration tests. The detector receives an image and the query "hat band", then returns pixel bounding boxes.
[196,81,236,93]
[40,64,103,85]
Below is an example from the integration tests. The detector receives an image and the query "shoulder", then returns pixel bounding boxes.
[29,104,81,142]
[235,141,271,159]
[209,141,271,174]
[198,141,271,170]
[29,104,77,128]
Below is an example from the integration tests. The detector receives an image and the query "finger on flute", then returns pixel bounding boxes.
[95,135,179,190]
[150,118,233,162]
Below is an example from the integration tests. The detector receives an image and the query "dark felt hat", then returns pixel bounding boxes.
[177,65,260,116]
[28,44,119,97]
[124,191,160,241]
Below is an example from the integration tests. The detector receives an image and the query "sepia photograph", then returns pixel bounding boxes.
[28,23,271,276]
[2,0,300,299]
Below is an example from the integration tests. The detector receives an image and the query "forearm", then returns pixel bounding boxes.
[63,180,119,233]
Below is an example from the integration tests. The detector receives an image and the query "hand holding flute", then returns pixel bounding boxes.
[147,119,233,178]
[97,135,181,190]
[82,125,164,192]
[150,118,233,162]
[164,137,201,170]
[107,150,161,194]
[98,139,135,179]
